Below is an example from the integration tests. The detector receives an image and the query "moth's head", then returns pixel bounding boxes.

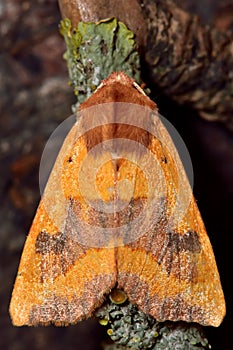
[79,71,157,111]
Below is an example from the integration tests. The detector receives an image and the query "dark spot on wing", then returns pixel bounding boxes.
[35,231,66,255]
[170,231,201,253]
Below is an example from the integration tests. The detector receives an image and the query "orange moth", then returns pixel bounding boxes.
[10,72,225,327]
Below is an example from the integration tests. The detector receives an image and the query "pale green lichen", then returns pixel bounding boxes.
[59,18,141,111]
[154,323,211,350]
[96,299,211,350]
[96,302,160,349]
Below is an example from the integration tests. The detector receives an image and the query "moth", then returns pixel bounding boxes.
[10,72,225,327]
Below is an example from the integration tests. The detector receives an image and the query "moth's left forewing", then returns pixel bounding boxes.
[10,121,117,326]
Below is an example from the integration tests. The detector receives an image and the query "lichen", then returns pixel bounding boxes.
[59,18,141,111]
[96,301,160,349]
[96,299,211,350]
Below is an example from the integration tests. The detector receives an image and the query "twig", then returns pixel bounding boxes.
[58,12,213,350]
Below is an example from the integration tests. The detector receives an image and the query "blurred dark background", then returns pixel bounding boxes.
[0,0,232,349]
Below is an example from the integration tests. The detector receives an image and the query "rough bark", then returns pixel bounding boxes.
[143,0,233,128]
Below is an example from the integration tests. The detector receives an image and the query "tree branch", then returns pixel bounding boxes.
[58,0,233,130]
